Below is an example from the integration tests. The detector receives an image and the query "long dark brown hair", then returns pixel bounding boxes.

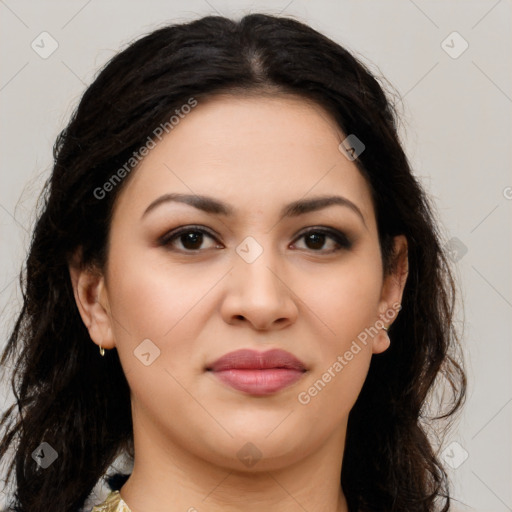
[0,13,466,512]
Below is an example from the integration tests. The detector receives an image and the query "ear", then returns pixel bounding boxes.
[372,235,409,354]
[68,248,116,351]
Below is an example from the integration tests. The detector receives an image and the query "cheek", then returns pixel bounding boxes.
[300,253,383,340]
[107,245,216,336]
[295,270,380,425]
[105,244,224,387]
[106,259,214,426]
[293,344,371,451]
[293,252,382,412]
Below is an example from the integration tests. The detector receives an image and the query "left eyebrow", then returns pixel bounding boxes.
[141,193,367,227]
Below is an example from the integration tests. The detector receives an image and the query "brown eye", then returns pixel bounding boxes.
[177,231,206,250]
[304,232,326,250]
[292,228,352,253]
[159,226,221,252]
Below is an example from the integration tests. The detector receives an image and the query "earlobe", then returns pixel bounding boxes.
[372,329,391,354]
[68,252,115,350]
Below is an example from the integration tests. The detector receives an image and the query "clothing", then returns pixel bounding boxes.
[91,490,132,512]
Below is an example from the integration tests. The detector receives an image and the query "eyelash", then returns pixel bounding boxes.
[158,225,352,254]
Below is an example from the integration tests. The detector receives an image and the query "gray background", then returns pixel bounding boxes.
[0,1,511,510]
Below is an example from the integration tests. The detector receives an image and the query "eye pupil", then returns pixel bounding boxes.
[182,231,203,250]
[305,233,325,250]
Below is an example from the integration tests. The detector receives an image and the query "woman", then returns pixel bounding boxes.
[0,13,466,512]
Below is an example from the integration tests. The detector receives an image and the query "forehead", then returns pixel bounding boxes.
[111,93,375,229]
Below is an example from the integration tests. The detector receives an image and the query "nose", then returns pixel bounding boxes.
[220,246,299,331]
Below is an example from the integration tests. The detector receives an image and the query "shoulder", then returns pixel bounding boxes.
[90,490,131,512]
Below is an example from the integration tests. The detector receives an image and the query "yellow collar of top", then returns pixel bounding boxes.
[91,490,132,512]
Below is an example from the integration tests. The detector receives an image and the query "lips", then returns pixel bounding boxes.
[207,348,306,372]
[206,349,307,396]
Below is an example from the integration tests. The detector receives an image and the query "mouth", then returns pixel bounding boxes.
[206,348,307,396]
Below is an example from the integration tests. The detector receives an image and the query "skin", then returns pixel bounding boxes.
[69,93,408,512]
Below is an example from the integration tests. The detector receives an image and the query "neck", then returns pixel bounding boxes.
[120,409,349,512]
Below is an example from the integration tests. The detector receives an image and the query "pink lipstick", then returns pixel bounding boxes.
[206,348,307,396]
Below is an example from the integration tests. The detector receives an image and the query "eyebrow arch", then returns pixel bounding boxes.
[142,193,366,227]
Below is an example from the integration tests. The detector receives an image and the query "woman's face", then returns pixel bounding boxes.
[75,94,407,471]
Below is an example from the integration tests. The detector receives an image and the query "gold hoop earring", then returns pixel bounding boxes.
[99,345,105,356]
[383,326,389,332]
